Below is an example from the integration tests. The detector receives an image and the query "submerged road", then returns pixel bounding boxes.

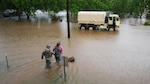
[0,17,150,84]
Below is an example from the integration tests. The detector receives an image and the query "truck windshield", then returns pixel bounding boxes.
[109,17,112,20]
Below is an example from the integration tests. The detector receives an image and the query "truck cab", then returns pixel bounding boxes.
[107,14,120,31]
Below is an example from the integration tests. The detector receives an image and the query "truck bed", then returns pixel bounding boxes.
[78,11,106,25]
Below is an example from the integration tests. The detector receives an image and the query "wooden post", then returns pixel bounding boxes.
[5,53,9,69]
[63,56,66,81]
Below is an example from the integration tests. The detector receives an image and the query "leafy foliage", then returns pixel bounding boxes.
[0,0,150,19]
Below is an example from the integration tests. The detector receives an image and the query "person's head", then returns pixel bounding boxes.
[56,42,61,46]
[46,45,50,49]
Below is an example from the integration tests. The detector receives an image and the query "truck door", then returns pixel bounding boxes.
[115,17,120,27]
[108,17,113,25]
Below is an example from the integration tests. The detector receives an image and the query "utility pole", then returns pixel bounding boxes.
[5,53,9,69]
[66,0,70,38]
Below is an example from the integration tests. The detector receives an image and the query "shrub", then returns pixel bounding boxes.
[144,21,150,26]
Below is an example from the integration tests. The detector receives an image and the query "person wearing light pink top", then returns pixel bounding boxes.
[53,42,63,64]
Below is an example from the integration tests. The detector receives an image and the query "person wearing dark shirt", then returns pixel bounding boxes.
[41,45,53,68]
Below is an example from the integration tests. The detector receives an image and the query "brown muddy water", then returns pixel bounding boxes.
[0,17,150,84]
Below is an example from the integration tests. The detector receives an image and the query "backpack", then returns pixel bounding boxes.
[53,47,61,55]
[43,50,52,58]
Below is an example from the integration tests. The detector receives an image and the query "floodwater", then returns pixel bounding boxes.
[0,16,150,84]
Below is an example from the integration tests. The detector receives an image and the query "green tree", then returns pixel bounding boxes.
[129,0,148,18]
[145,0,150,18]
[1,0,150,20]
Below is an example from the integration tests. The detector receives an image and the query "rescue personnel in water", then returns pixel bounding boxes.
[53,42,64,64]
[41,45,53,68]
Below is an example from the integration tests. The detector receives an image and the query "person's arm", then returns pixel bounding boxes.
[51,50,54,55]
[41,51,44,59]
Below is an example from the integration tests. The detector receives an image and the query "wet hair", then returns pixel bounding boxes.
[56,42,61,46]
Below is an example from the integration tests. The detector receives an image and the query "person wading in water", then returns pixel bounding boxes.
[53,42,63,64]
[41,45,53,68]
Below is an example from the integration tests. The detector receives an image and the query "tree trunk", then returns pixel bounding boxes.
[147,13,150,19]
[27,14,30,20]
[18,13,21,21]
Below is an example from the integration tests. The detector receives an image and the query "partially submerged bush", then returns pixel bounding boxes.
[144,21,150,26]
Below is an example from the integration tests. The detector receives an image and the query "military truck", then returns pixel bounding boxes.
[77,11,120,31]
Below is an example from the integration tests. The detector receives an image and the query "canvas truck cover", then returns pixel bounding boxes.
[78,11,106,25]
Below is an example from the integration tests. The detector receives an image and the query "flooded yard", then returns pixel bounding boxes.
[0,17,150,84]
